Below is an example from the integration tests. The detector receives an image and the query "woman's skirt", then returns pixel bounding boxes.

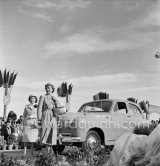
[40,109,57,145]
[23,117,39,142]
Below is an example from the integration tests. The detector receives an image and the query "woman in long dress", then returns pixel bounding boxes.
[23,95,39,156]
[37,83,61,153]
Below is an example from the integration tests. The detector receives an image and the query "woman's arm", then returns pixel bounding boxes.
[23,106,27,119]
[37,95,44,121]
[23,106,27,125]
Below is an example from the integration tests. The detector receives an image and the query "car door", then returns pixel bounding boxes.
[78,102,103,131]
[94,100,113,129]
[80,101,113,138]
[127,102,147,129]
[109,101,132,143]
[99,100,117,144]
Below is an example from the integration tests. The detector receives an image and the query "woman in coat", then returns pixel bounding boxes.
[37,83,61,153]
[23,95,39,156]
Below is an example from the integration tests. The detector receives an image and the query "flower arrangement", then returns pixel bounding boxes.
[1,140,7,150]
[34,152,59,166]
[13,140,19,150]
[17,135,24,149]
[66,146,85,166]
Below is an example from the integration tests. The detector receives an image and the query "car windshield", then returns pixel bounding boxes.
[78,101,112,112]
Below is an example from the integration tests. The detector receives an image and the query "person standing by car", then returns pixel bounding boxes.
[23,95,39,156]
[37,83,61,153]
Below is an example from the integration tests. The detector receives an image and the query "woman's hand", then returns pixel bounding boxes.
[37,120,42,128]
[34,104,38,108]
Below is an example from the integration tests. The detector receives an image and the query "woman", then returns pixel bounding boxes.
[37,83,61,153]
[23,95,39,156]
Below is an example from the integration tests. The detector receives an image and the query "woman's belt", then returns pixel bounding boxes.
[25,116,37,120]
[43,108,54,112]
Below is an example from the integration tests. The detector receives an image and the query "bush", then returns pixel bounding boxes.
[0,153,31,166]
[34,152,63,166]
[0,145,111,166]
[85,145,111,166]
[66,145,111,166]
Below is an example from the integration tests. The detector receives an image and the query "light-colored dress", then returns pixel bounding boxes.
[23,104,38,142]
[37,95,60,145]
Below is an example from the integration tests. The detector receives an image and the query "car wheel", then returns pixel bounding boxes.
[83,130,101,152]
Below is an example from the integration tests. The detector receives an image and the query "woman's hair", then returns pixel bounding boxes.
[7,111,17,121]
[45,83,55,92]
[28,95,38,103]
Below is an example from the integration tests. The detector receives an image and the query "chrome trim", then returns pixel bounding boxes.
[62,137,82,142]
[59,133,71,136]
[87,136,97,149]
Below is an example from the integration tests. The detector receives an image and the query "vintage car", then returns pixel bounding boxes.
[58,99,149,152]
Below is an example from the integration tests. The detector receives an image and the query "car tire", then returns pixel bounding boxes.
[83,130,101,152]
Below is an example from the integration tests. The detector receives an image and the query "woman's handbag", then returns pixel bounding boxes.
[53,106,66,117]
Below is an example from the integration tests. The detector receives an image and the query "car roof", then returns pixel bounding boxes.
[79,99,142,113]
[83,99,140,106]
[84,99,127,103]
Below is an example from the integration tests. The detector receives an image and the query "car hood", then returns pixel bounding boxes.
[60,111,102,122]
[60,112,83,121]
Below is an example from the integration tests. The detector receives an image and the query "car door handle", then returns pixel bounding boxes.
[106,116,112,120]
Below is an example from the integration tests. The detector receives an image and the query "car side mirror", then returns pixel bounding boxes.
[83,107,88,115]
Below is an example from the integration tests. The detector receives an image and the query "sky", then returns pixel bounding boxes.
[0,0,160,117]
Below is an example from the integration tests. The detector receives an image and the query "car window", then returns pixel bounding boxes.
[101,101,112,112]
[86,101,104,112]
[88,106,104,112]
[78,103,94,112]
[113,102,128,114]
[78,101,112,112]
[94,102,101,108]
[94,101,112,112]
[129,103,141,115]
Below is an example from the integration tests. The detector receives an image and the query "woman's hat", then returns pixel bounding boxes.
[28,95,38,103]
[45,83,55,91]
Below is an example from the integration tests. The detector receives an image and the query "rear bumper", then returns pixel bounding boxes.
[62,136,82,143]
